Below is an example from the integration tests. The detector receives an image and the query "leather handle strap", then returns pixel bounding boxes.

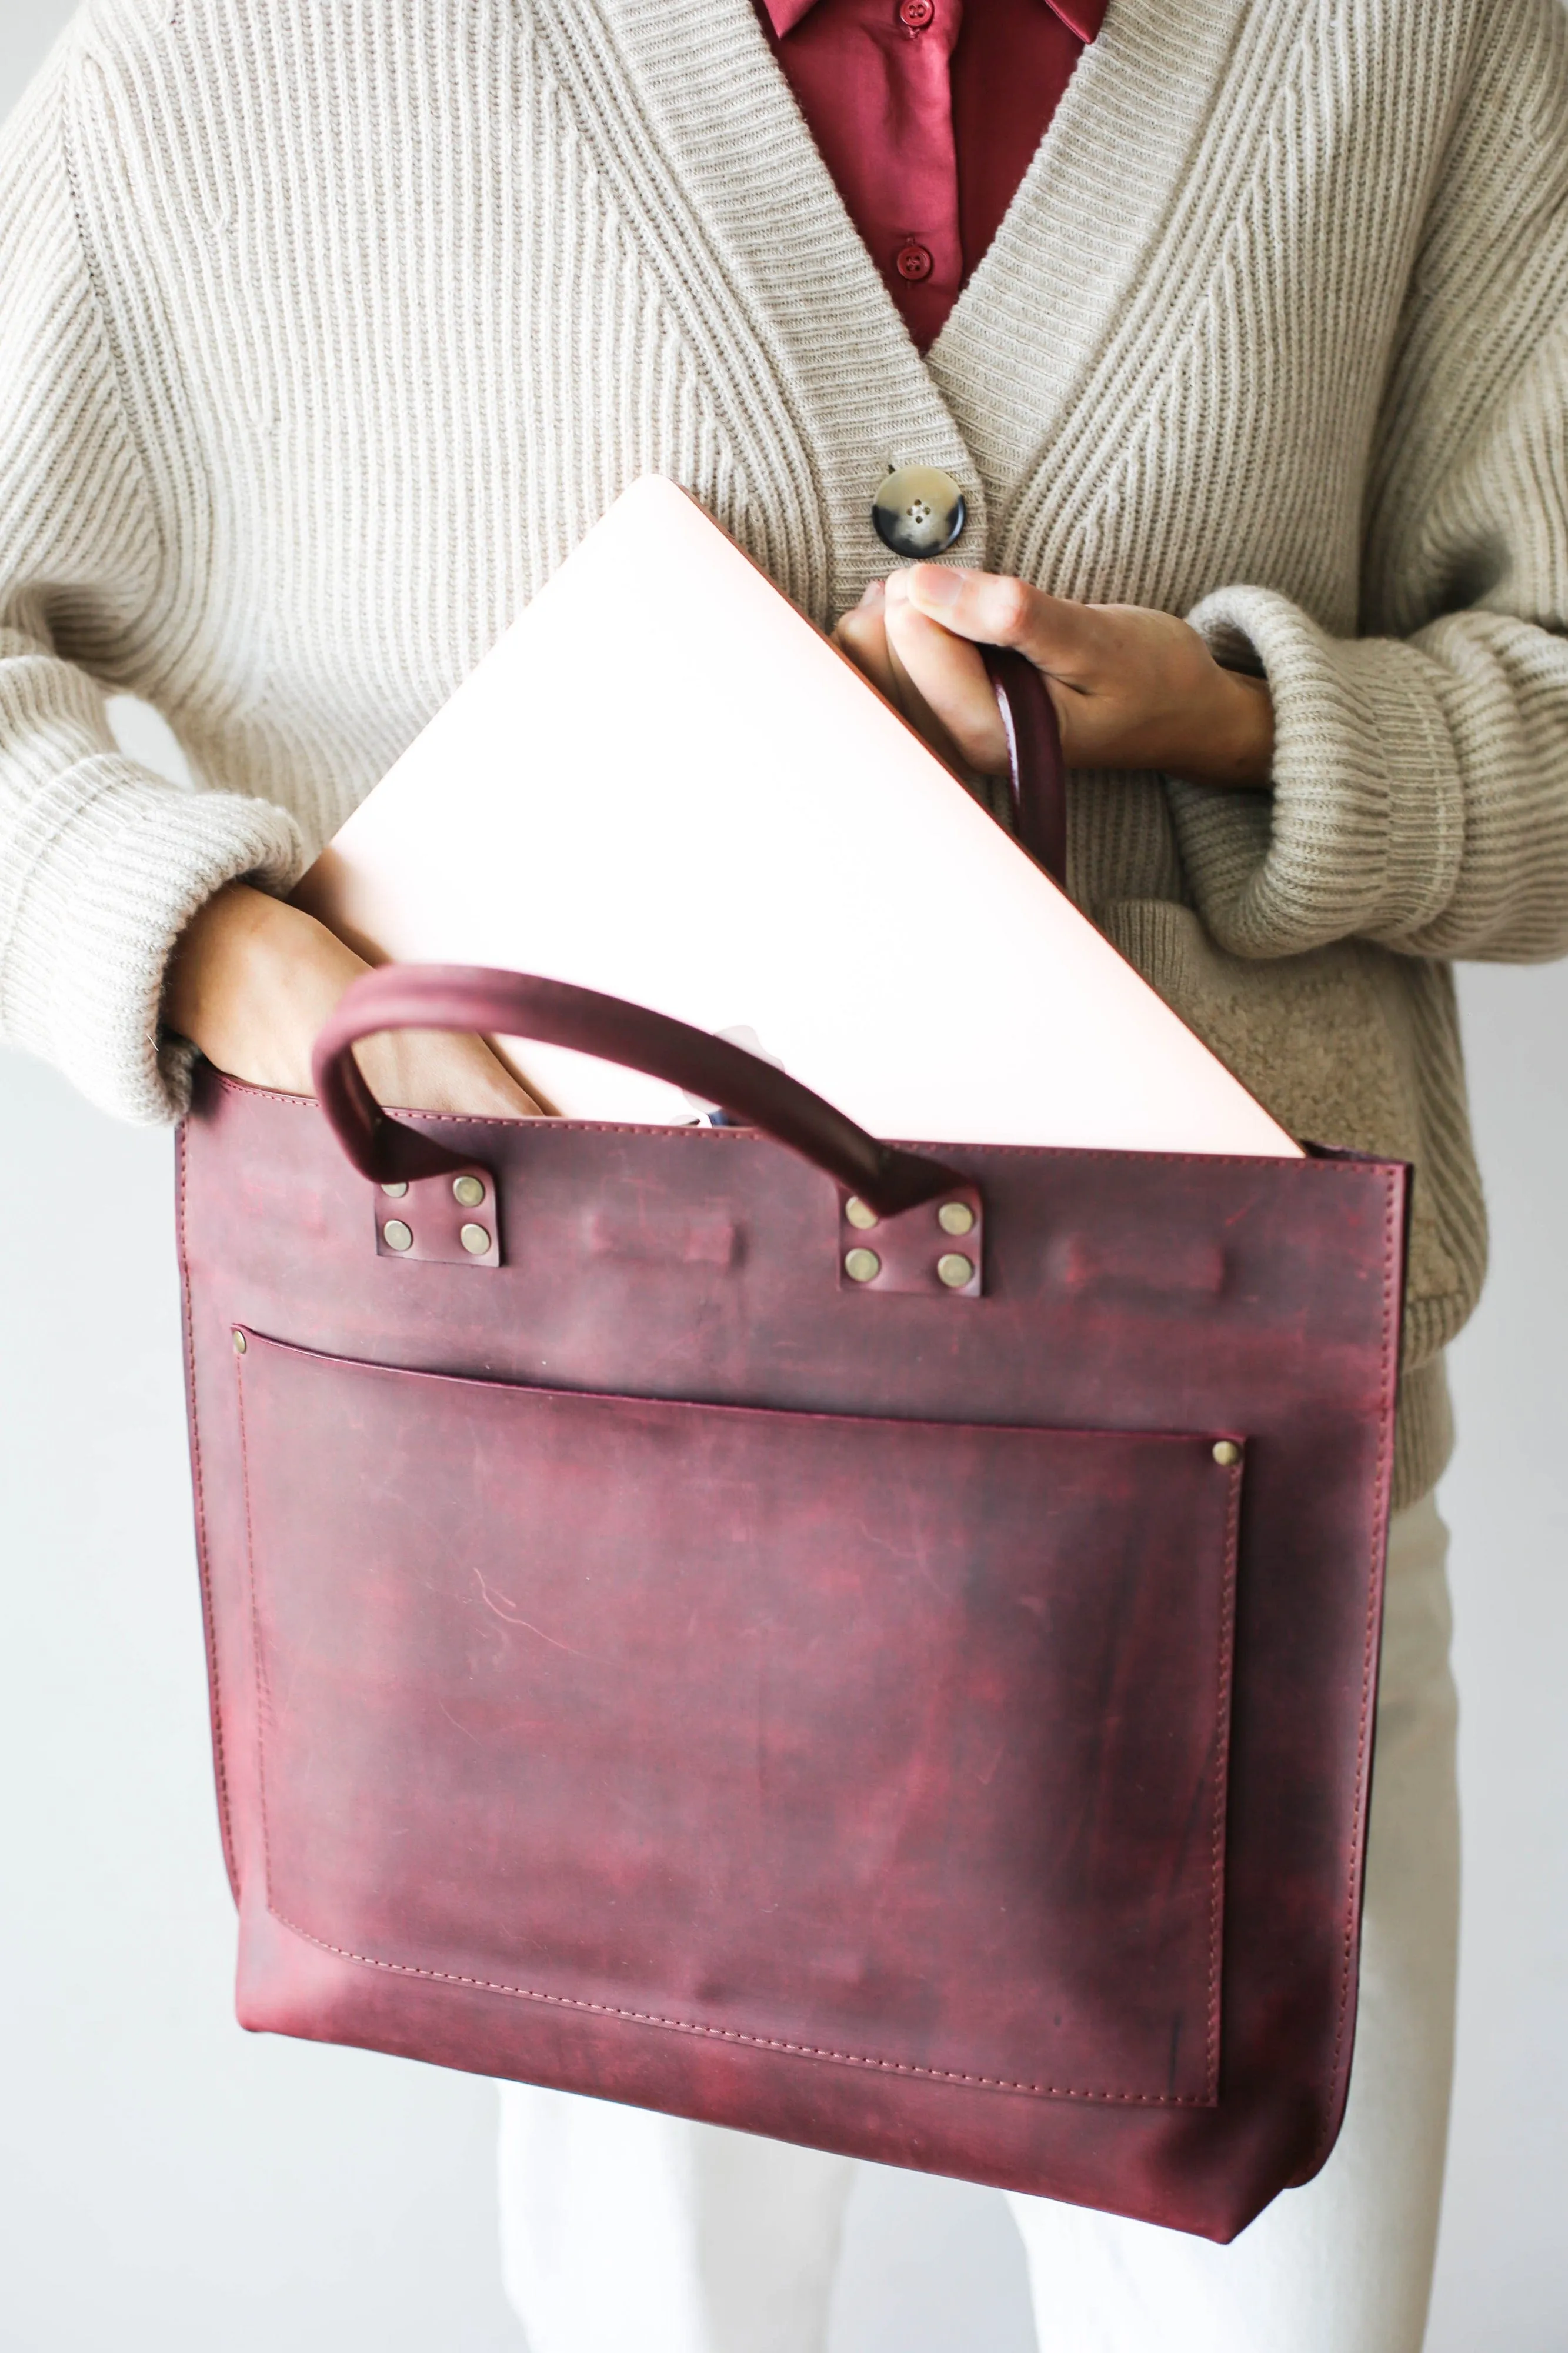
[984,646,1066,887]
[312,964,966,1215]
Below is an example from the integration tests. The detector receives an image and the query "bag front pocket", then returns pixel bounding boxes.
[236,1330,1240,2106]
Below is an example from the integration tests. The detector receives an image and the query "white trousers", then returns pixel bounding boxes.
[498,1496,1459,2353]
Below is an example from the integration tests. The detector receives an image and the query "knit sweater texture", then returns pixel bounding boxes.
[6,0,1568,1504]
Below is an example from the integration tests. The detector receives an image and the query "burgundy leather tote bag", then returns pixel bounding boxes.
[176,662,1408,2243]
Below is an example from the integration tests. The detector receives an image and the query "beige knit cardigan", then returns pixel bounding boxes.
[5,0,1568,1503]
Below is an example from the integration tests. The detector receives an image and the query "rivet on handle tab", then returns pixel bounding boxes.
[373,1165,502,1269]
[838,1184,985,1298]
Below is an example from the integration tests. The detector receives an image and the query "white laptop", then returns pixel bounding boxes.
[296,475,1297,1159]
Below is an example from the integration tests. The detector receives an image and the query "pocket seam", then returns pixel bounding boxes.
[262,1905,1222,2107]
[237,1328,1241,2109]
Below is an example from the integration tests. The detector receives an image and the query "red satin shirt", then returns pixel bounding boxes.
[759,0,1107,349]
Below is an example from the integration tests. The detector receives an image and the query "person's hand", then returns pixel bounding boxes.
[834,566,1274,791]
[164,882,543,1116]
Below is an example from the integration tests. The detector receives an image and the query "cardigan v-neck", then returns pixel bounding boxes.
[756,0,1105,348]
[588,0,1250,596]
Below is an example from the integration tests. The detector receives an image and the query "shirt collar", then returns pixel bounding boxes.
[763,0,1107,40]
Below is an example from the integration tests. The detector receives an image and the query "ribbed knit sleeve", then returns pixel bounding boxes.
[0,45,301,1124]
[1167,0,1568,969]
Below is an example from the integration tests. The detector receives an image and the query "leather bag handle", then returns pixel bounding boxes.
[985,646,1066,886]
[312,965,966,1216]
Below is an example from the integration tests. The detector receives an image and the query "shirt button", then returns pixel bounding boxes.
[872,465,967,558]
[896,240,933,282]
[899,0,935,26]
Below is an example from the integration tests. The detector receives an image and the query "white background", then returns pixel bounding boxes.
[1,6,1564,2346]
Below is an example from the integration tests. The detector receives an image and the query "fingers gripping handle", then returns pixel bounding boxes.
[984,647,1067,887]
[312,965,965,1215]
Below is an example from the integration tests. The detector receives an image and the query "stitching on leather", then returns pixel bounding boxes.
[232,1319,1235,2109]
[1206,1457,1245,2101]
[240,1322,1230,2111]
[238,1328,1240,1461]
[263,1908,1213,2106]
[203,1079,1400,2132]
[205,1075,1390,1178]
[234,1352,278,1899]
[1310,1170,1399,2169]
[178,1127,237,1894]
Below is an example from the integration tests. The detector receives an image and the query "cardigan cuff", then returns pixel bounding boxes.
[1169,585,1465,959]
[0,752,303,1122]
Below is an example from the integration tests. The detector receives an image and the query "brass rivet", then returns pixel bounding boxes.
[381,1181,409,1198]
[937,1201,975,1237]
[844,1196,879,1231]
[383,1219,414,1252]
[232,1329,248,1355]
[459,1222,491,1256]
[844,1247,881,1284]
[1213,1439,1242,1468]
[453,1174,486,1208]
[936,1252,974,1289]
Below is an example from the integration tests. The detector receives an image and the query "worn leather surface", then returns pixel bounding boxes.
[239,1329,1239,2107]
[179,1054,1405,2242]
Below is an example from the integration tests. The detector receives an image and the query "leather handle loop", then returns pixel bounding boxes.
[984,646,1067,888]
[312,965,966,1215]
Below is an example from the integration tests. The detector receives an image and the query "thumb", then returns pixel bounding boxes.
[903,566,1099,681]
